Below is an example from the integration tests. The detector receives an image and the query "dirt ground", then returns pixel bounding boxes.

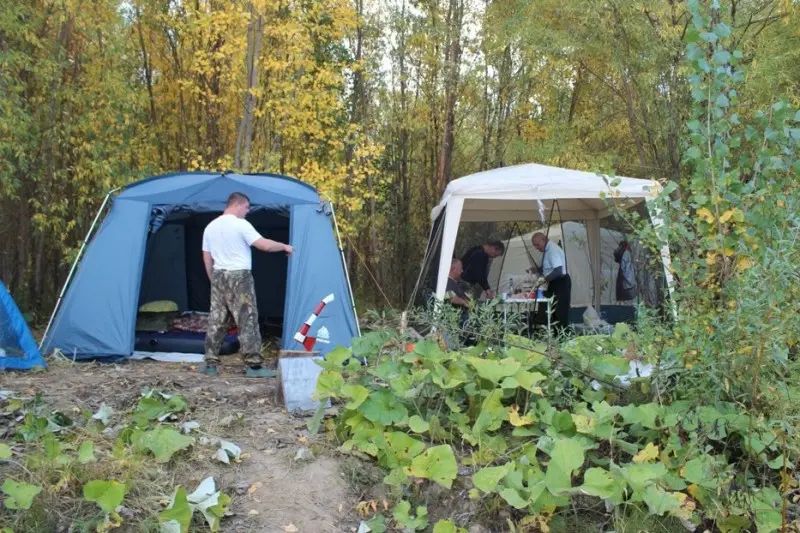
[0,357,361,533]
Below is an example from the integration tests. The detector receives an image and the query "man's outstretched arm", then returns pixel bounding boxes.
[252,238,293,254]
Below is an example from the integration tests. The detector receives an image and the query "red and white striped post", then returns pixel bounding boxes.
[294,293,335,351]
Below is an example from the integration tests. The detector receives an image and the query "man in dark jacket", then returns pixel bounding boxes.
[460,241,505,299]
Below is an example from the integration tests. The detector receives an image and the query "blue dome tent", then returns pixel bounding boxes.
[40,172,359,361]
[1,278,47,370]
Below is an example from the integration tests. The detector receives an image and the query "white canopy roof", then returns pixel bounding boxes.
[422,163,672,313]
[431,163,660,223]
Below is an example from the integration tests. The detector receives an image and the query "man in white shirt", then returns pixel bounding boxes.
[532,232,571,334]
[201,192,293,377]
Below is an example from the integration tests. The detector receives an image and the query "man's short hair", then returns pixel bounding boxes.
[227,192,250,207]
[488,240,505,255]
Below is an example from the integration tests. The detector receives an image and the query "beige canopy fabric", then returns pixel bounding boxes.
[427,163,671,310]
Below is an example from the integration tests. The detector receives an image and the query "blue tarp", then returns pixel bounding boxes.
[41,172,358,360]
[0,279,47,370]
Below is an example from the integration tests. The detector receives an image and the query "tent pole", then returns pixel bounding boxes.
[328,201,361,337]
[39,187,119,350]
[407,214,442,310]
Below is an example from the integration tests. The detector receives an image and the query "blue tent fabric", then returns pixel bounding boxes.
[0,279,47,370]
[41,172,358,360]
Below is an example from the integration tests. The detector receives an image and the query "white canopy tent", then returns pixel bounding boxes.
[421,163,672,312]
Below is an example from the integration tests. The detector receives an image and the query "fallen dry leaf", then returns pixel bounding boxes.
[248,482,263,494]
[282,524,299,533]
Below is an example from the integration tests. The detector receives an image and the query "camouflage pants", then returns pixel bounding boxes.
[204,270,264,367]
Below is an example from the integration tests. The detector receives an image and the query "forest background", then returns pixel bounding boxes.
[1,0,798,318]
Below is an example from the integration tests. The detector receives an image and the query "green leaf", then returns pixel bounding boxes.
[315,346,352,370]
[359,389,408,425]
[408,415,430,433]
[382,431,425,467]
[404,445,458,488]
[473,389,506,433]
[685,146,702,160]
[511,369,546,392]
[0,444,11,459]
[681,456,717,488]
[392,501,428,531]
[160,487,192,533]
[365,514,387,533]
[716,94,730,108]
[580,468,616,499]
[315,370,344,399]
[138,426,193,463]
[643,485,682,516]
[551,411,576,434]
[712,49,731,64]
[751,498,781,533]
[714,22,732,38]
[544,439,584,494]
[340,384,369,410]
[433,519,462,533]
[499,487,530,509]
[700,31,718,43]
[384,467,409,487]
[619,463,667,493]
[473,463,513,493]
[717,514,752,533]
[2,480,42,510]
[466,357,521,383]
[78,440,96,464]
[83,480,126,514]
[133,395,186,426]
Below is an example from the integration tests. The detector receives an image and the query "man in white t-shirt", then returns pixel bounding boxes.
[201,192,293,377]
[532,232,571,335]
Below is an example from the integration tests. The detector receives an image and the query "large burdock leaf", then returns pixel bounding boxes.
[314,370,344,399]
[359,389,408,425]
[83,480,126,514]
[472,463,513,493]
[139,426,193,463]
[579,468,624,503]
[544,439,584,494]
[1,479,42,510]
[341,384,370,410]
[382,431,425,467]
[392,500,428,531]
[466,357,521,383]
[404,445,458,488]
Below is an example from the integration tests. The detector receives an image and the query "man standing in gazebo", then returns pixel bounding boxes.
[460,240,505,300]
[531,232,571,335]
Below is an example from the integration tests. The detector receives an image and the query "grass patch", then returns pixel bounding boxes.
[0,389,235,532]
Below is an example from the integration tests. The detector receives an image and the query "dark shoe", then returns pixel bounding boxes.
[200,364,218,376]
[246,366,276,378]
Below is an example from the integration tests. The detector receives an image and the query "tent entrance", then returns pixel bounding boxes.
[135,208,290,358]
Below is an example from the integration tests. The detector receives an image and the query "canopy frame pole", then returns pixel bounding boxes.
[328,201,361,337]
[40,187,121,350]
